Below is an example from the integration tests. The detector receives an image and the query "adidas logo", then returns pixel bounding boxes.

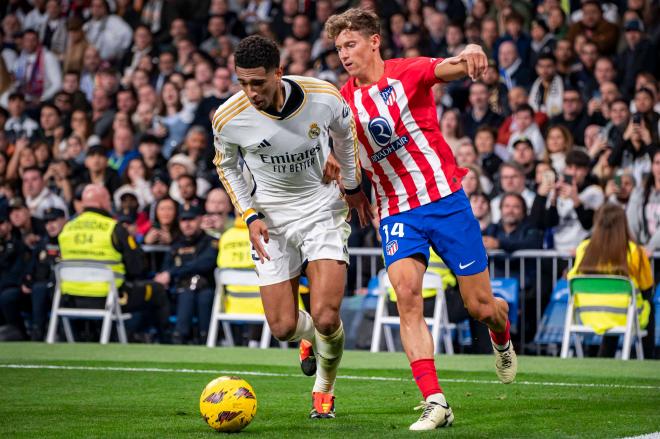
[257,139,271,149]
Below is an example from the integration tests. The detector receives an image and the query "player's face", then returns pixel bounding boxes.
[335,30,380,78]
[235,66,283,111]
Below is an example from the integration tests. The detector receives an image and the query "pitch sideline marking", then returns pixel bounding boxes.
[1,363,659,391]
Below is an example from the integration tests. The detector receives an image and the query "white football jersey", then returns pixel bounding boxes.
[212,76,360,227]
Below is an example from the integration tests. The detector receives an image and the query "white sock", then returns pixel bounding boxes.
[287,309,315,343]
[426,392,447,406]
[313,321,344,394]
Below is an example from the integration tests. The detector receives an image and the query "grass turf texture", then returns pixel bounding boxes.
[1,343,659,438]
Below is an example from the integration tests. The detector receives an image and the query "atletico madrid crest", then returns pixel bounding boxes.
[379,86,397,106]
[386,240,398,256]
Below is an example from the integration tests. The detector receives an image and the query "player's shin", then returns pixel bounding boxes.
[313,320,344,393]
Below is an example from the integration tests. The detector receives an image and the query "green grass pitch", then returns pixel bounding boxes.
[1,343,659,438]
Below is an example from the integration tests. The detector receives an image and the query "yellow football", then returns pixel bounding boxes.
[199,376,257,432]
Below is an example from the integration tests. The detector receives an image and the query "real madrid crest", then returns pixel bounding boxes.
[308,122,321,139]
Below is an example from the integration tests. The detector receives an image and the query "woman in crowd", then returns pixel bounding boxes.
[568,203,654,358]
[158,81,191,158]
[440,108,467,154]
[143,197,180,246]
[543,124,573,175]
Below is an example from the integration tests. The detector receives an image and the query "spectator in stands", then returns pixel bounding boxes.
[12,29,62,105]
[121,24,158,76]
[507,104,545,158]
[510,138,538,184]
[463,81,503,140]
[539,149,605,252]
[108,126,139,176]
[566,0,619,56]
[62,17,89,74]
[481,60,509,116]
[483,192,544,253]
[155,205,217,344]
[439,108,466,154]
[40,0,67,57]
[91,88,115,139]
[9,195,45,248]
[567,203,653,358]
[21,206,65,340]
[549,88,592,147]
[528,53,563,118]
[618,18,657,99]
[143,196,180,246]
[497,86,549,147]
[497,40,531,90]
[201,188,232,239]
[470,192,491,232]
[529,17,555,68]
[22,166,67,220]
[633,87,659,143]
[553,38,576,80]
[0,197,29,340]
[605,171,636,209]
[81,145,121,195]
[116,156,153,209]
[4,92,39,143]
[83,0,133,61]
[491,162,536,223]
[167,153,211,203]
[474,126,503,180]
[544,125,574,175]
[628,149,660,255]
[176,174,204,210]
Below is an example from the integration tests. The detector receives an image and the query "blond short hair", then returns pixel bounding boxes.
[325,8,380,40]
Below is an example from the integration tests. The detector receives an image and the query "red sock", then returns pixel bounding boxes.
[489,320,511,346]
[410,358,442,400]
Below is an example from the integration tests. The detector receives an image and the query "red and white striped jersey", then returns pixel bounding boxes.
[340,57,467,219]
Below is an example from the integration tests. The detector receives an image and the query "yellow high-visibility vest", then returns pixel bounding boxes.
[217,218,264,314]
[388,249,457,302]
[58,211,125,297]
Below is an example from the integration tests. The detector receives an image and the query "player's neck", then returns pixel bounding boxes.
[268,82,286,113]
[355,58,385,87]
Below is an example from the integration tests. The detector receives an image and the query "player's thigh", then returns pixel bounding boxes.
[305,259,346,315]
[387,255,427,306]
[456,268,499,312]
[259,277,300,328]
[424,190,488,277]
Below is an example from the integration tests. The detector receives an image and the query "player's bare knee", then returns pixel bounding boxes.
[311,308,340,335]
[466,300,495,323]
[269,320,297,341]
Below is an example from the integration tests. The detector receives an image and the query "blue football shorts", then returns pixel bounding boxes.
[378,188,488,276]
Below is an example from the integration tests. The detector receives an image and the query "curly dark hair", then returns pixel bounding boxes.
[234,35,280,70]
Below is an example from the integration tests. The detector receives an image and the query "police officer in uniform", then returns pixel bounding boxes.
[22,207,66,340]
[154,205,218,344]
[0,197,30,340]
[58,184,171,341]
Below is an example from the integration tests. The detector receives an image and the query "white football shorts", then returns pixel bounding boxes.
[253,197,350,286]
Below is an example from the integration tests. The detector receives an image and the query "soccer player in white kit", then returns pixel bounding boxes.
[212,35,372,419]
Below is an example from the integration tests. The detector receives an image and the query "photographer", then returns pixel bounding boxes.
[608,109,656,185]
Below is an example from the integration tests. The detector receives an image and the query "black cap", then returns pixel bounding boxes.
[43,207,66,221]
[8,197,26,210]
[87,144,107,157]
[402,23,420,35]
[624,19,644,32]
[151,169,171,186]
[179,204,202,220]
[512,138,533,149]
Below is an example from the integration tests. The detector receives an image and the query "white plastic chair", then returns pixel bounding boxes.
[371,269,455,354]
[46,261,131,344]
[560,275,647,360]
[207,268,284,349]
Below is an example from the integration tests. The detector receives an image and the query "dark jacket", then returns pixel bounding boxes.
[0,228,27,290]
[162,230,218,290]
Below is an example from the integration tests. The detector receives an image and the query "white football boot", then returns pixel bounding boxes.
[493,340,518,384]
[409,393,454,431]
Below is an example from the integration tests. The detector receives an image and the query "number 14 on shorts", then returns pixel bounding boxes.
[382,223,404,242]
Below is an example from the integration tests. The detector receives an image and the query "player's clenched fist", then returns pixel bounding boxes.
[248,219,270,263]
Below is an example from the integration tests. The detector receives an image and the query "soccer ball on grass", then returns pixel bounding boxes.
[200,376,257,432]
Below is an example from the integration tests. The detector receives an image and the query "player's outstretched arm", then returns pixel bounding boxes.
[434,44,488,82]
[345,189,374,228]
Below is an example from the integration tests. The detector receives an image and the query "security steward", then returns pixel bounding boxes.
[58,184,170,341]
[0,197,29,340]
[154,205,218,344]
[22,207,66,341]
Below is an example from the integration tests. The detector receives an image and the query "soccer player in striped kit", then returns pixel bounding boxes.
[326,9,517,431]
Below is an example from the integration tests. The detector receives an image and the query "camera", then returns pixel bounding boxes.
[563,174,573,185]
[632,113,642,124]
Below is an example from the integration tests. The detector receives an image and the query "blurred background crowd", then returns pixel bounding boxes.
[0,0,658,347]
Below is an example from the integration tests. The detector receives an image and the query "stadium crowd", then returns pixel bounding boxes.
[0,0,658,353]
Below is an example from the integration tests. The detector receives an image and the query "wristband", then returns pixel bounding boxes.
[344,185,362,195]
